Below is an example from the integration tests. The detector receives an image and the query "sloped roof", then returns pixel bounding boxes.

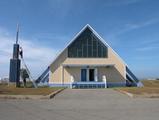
[49,24,127,66]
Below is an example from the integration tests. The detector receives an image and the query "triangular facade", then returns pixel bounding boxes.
[37,24,143,88]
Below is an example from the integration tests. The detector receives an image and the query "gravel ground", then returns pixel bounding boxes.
[0,89,159,120]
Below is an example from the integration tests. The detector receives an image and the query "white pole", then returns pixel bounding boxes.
[103,75,107,88]
[70,76,74,89]
[105,76,107,88]
[95,68,98,82]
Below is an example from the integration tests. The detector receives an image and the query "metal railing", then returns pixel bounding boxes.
[71,82,107,89]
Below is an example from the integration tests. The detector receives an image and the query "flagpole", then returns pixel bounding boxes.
[16,24,19,44]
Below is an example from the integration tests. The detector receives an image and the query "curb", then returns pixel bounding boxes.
[44,88,66,99]
[116,89,159,98]
[115,89,134,98]
[0,88,66,100]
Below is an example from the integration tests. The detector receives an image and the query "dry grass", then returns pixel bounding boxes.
[116,80,159,96]
[142,80,159,88]
[0,84,61,95]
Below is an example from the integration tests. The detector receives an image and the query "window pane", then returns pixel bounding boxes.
[93,39,97,51]
[83,45,87,57]
[88,45,92,57]
[103,46,106,57]
[77,49,82,57]
[98,43,102,57]
[88,36,92,45]
[93,50,97,57]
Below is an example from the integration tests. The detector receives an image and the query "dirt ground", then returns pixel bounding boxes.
[0,84,60,95]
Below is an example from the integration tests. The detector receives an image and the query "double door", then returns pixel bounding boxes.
[81,68,96,82]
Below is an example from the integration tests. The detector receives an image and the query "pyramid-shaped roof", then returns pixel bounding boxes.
[50,24,126,66]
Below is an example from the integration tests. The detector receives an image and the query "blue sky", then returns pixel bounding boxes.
[0,0,159,79]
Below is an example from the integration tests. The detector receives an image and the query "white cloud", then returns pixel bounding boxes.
[116,19,159,38]
[0,27,58,78]
[136,46,159,51]
[126,18,159,29]
[106,18,159,46]
[117,19,159,35]
[104,0,143,7]
[141,39,159,44]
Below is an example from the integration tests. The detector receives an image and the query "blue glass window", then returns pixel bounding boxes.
[68,27,108,58]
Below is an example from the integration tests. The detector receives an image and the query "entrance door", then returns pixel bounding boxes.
[89,69,95,81]
[81,69,87,82]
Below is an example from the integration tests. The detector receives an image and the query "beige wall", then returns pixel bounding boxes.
[98,67,125,82]
[49,47,126,84]
[64,67,81,82]
[49,49,67,83]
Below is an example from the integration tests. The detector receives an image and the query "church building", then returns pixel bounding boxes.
[37,24,143,88]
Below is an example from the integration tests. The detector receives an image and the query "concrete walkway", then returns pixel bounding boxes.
[0,89,159,120]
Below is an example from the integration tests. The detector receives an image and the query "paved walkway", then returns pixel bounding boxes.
[0,89,159,120]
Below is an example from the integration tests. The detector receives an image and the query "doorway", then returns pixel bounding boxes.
[81,68,95,82]
[89,69,95,81]
[81,69,87,82]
